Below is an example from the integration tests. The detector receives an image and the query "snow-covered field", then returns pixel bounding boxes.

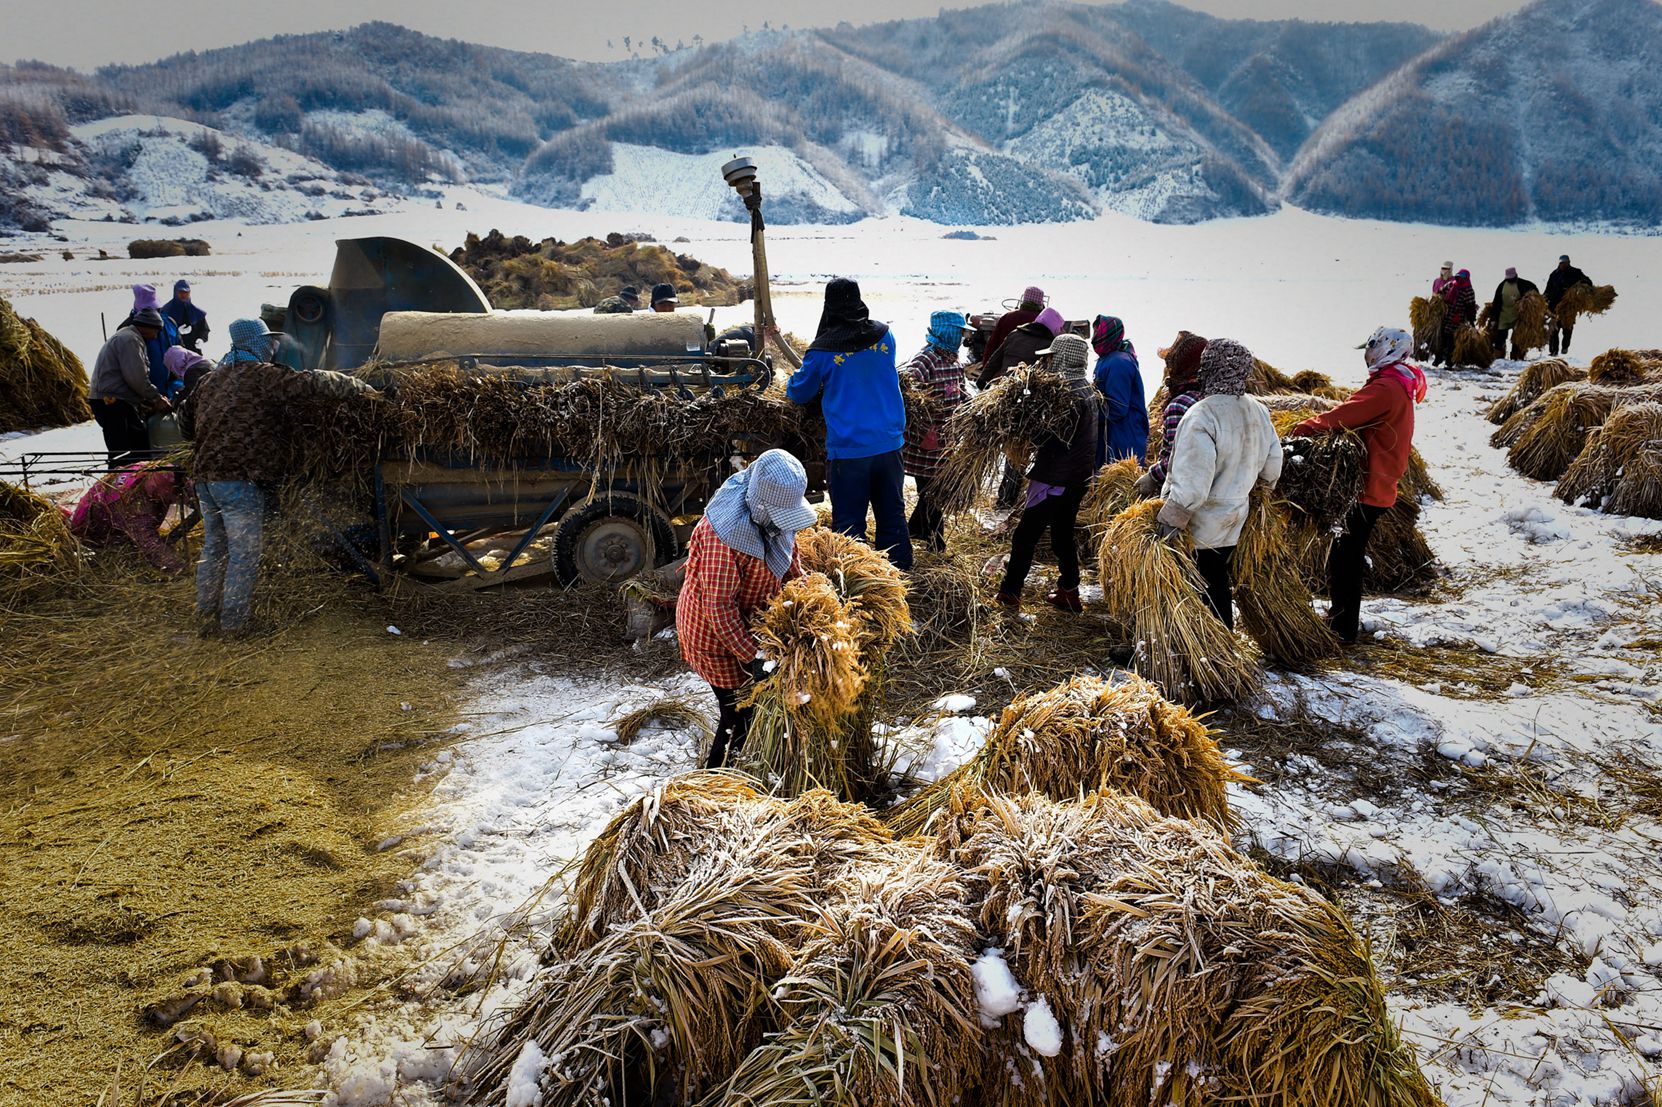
[5,193,1662,1105]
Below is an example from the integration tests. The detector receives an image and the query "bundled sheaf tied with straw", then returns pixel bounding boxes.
[943,792,1442,1107]
[1588,348,1651,387]
[1495,381,1623,481]
[1408,295,1447,356]
[1096,500,1260,704]
[795,527,912,651]
[1485,359,1584,424]
[0,292,90,434]
[1078,456,1145,544]
[1556,402,1662,519]
[1451,324,1496,368]
[1554,283,1619,329]
[932,364,1081,514]
[886,673,1247,838]
[1,480,79,594]
[1513,290,1550,354]
[1234,489,1343,667]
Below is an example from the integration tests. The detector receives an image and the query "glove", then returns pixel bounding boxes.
[747,656,769,686]
[1132,472,1159,497]
[1155,520,1182,543]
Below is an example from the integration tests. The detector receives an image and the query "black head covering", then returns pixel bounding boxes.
[809,277,888,353]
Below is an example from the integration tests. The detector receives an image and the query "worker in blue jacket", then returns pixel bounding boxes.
[1091,314,1148,465]
[786,277,912,570]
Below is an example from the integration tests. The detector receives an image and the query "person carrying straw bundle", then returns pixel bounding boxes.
[981,304,1066,510]
[676,449,820,769]
[1091,314,1147,465]
[994,333,1099,613]
[902,311,972,551]
[1291,327,1427,645]
[1544,254,1593,356]
[788,278,912,570]
[1134,331,1207,498]
[1153,338,1281,629]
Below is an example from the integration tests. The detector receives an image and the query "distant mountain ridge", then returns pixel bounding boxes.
[1,0,1656,230]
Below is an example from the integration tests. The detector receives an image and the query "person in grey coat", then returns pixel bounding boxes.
[88,308,172,468]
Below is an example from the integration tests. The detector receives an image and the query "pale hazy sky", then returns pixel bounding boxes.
[6,0,1533,71]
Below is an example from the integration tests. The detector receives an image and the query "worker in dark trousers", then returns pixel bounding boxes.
[88,308,171,468]
[1544,254,1592,356]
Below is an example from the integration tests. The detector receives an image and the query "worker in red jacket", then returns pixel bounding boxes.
[676,450,818,768]
[1291,327,1427,645]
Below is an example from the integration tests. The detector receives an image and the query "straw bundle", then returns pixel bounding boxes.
[795,526,912,651]
[1270,410,1366,532]
[1096,500,1260,703]
[887,674,1246,838]
[1557,403,1662,519]
[1503,382,1620,481]
[1363,499,1439,592]
[1234,490,1343,667]
[1589,348,1648,387]
[712,848,982,1107]
[0,293,90,434]
[1,480,78,592]
[1409,295,1447,356]
[948,791,1440,1107]
[449,229,742,310]
[1513,291,1549,353]
[1078,457,1145,544]
[1485,359,1584,424]
[1555,283,1618,329]
[1451,324,1496,368]
[1248,358,1299,393]
[932,365,1082,513]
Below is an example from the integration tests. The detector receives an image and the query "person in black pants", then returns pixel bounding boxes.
[87,308,171,468]
[1327,503,1388,644]
[995,333,1099,612]
[1192,547,1237,629]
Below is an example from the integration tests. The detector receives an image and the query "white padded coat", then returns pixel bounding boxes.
[1156,394,1282,550]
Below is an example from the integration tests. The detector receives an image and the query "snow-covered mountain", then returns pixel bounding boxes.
[1,0,1655,230]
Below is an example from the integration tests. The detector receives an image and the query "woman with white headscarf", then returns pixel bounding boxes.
[1292,327,1427,644]
[677,449,820,768]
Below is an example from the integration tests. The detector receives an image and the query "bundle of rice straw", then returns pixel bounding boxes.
[1485,359,1584,424]
[1096,500,1260,703]
[1557,402,1662,519]
[711,848,982,1107]
[1589,348,1648,387]
[1363,499,1439,592]
[744,572,885,800]
[887,673,1246,837]
[1269,410,1366,532]
[946,791,1441,1107]
[932,364,1081,513]
[1,480,79,595]
[1500,382,1621,481]
[1248,358,1299,393]
[1513,290,1549,353]
[0,293,90,434]
[1409,295,1447,357]
[1234,489,1343,667]
[1555,283,1618,329]
[795,526,912,650]
[1451,324,1496,368]
[1077,456,1145,544]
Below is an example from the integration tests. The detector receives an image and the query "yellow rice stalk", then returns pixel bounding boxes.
[1485,359,1584,424]
[1555,283,1618,329]
[1078,457,1145,544]
[1589,348,1647,387]
[1248,358,1299,393]
[1408,295,1447,356]
[932,364,1081,513]
[1558,402,1662,519]
[1096,500,1260,704]
[0,294,91,434]
[949,791,1442,1107]
[1234,490,1343,668]
[795,526,913,650]
[1398,446,1444,503]
[1506,382,1620,481]
[1513,290,1549,353]
[886,673,1248,838]
[1451,324,1495,368]
[0,480,79,593]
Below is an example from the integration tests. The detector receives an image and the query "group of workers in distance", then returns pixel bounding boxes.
[1427,254,1594,365]
[678,277,1427,768]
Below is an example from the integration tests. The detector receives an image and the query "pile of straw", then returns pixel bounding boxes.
[795,527,912,651]
[1513,290,1549,353]
[448,229,742,310]
[1,480,78,594]
[887,673,1246,837]
[1234,489,1343,667]
[1096,499,1260,703]
[1077,456,1144,544]
[932,364,1082,513]
[1495,381,1622,481]
[1589,348,1649,387]
[947,791,1441,1107]
[1409,295,1447,357]
[1556,402,1662,519]
[1485,359,1584,424]
[1555,283,1618,330]
[1451,324,1496,368]
[0,293,90,434]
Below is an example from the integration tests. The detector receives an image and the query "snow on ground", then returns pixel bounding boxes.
[6,197,1662,1103]
[578,143,861,221]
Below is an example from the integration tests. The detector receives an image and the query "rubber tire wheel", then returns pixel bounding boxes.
[552,494,677,586]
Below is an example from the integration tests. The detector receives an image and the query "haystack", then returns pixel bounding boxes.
[1,480,78,595]
[1589,348,1648,387]
[1513,290,1549,354]
[1555,283,1618,330]
[448,229,742,311]
[887,673,1246,838]
[1234,490,1343,667]
[1097,500,1260,703]
[0,293,90,434]
[1485,359,1584,424]
[1364,499,1439,592]
[1501,381,1621,481]
[933,365,1081,513]
[946,791,1441,1107]
[1557,402,1662,519]
[1451,324,1496,368]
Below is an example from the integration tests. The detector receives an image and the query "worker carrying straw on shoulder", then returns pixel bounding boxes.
[1291,327,1426,645]
[1135,331,1208,497]
[903,310,972,552]
[1154,338,1281,629]
[995,333,1099,613]
[676,450,819,769]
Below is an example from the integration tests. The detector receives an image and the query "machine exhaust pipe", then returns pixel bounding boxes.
[722,156,802,370]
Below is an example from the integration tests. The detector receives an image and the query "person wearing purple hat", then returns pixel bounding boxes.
[1487,267,1539,360]
[162,278,211,354]
[982,285,1046,369]
[121,283,181,394]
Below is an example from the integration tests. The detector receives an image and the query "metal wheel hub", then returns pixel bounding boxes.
[575,516,652,583]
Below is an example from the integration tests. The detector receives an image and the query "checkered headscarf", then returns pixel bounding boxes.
[222,317,273,366]
[704,449,817,577]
